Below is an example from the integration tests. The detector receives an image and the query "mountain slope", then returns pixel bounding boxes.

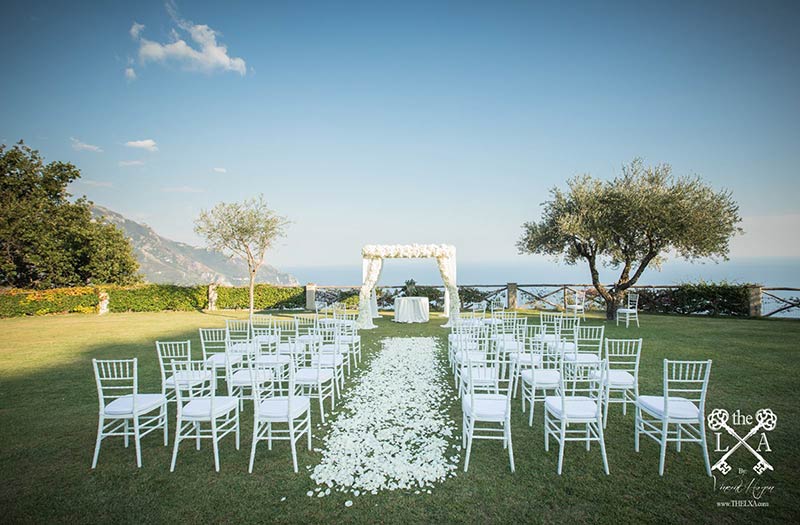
[92,205,298,286]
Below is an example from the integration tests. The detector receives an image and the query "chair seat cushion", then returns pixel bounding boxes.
[320,343,348,355]
[563,353,600,363]
[520,369,560,386]
[464,366,498,384]
[511,353,542,366]
[637,395,699,420]
[104,393,166,416]
[617,308,637,314]
[462,393,508,420]
[455,351,486,364]
[312,354,345,367]
[295,368,334,384]
[257,396,310,420]
[164,370,213,388]
[606,369,636,387]
[228,341,254,354]
[533,334,560,343]
[544,395,599,419]
[253,334,279,344]
[254,354,291,366]
[230,368,273,386]
[296,334,322,343]
[205,353,240,368]
[182,396,238,419]
[338,335,361,344]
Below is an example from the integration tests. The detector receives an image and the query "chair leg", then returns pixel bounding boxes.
[658,420,668,476]
[289,420,298,473]
[249,421,259,473]
[676,425,682,452]
[212,420,220,472]
[506,420,515,473]
[557,421,566,475]
[318,392,326,424]
[634,407,641,452]
[603,385,610,428]
[598,421,610,475]
[700,420,712,477]
[162,404,169,446]
[133,416,143,468]
[170,420,182,472]
[92,416,104,469]
[463,419,474,472]
[235,407,240,450]
[307,411,312,450]
[124,419,129,448]
[195,422,201,450]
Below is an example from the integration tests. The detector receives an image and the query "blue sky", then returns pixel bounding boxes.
[2,0,799,277]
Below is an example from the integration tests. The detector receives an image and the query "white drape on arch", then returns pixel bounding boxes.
[357,244,460,329]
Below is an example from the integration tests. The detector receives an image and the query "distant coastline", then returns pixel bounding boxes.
[284,257,800,288]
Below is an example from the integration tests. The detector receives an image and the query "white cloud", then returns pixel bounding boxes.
[70,137,102,152]
[124,67,137,81]
[125,139,158,152]
[118,160,145,167]
[162,186,204,193]
[731,214,800,258]
[130,22,145,39]
[81,180,113,187]
[212,167,227,173]
[131,3,246,76]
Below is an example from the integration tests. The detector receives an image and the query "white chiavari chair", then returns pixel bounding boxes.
[602,338,642,427]
[91,358,168,468]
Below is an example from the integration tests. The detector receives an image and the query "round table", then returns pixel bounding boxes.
[394,297,430,323]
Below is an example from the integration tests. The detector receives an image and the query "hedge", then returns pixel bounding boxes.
[0,287,99,316]
[636,282,752,317]
[216,285,304,310]
[106,284,208,312]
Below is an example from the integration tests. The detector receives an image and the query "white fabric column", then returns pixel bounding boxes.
[436,255,460,327]
[370,261,384,318]
[357,257,383,329]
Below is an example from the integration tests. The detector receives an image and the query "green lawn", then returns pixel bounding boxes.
[1,311,798,524]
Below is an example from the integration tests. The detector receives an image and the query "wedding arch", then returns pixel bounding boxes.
[357,244,460,329]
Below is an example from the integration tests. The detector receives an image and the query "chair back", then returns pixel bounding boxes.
[627,293,640,309]
[571,289,586,306]
[272,318,297,340]
[664,359,712,414]
[294,314,318,334]
[605,338,642,374]
[226,319,252,342]
[251,359,296,414]
[199,328,226,360]
[156,340,192,384]
[250,314,275,337]
[556,360,605,416]
[171,360,215,412]
[464,339,515,417]
[575,325,604,357]
[93,358,138,412]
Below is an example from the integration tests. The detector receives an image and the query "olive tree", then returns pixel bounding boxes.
[195,195,289,315]
[517,159,741,319]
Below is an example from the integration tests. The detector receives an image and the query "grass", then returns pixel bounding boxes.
[1,310,799,524]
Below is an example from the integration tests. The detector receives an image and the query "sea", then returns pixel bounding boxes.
[283,257,800,318]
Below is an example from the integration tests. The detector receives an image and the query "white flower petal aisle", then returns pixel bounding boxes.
[310,337,459,495]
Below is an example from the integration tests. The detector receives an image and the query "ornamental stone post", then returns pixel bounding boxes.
[207,283,218,311]
[98,291,109,315]
[305,283,317,311]
[507,283,518,310]
[748,285,762,317]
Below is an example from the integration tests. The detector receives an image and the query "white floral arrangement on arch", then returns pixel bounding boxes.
[362,244,456,259]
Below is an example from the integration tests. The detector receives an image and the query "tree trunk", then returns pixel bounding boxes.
[605,295,620,320]
[248,271,256,316]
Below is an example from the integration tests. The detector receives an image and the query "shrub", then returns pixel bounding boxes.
[636,282,751,317]
[105,284,207,312]
[0,287,99,316]
[216,285,304,310]
[458,286,493,307]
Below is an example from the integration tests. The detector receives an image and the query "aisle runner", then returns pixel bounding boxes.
[310,337,459,495]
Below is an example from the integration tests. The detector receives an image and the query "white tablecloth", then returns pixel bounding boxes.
[394,297,430,323]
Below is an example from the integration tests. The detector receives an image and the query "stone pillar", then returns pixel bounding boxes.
[98,291,109,315]
[507,283,518,310]
[305,283,317,311]
[207,283,218,311]
[748,285,762,317]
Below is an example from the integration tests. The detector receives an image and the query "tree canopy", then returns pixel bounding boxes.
[194,195,289,314]
[0,142,141,289]
[517,159,742,317]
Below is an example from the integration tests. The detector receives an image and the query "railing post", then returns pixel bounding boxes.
[748,285,762,317]
[207,283,217,311]
[563,286,568,311]
[507,283,517,310]
[305,283,317,311]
